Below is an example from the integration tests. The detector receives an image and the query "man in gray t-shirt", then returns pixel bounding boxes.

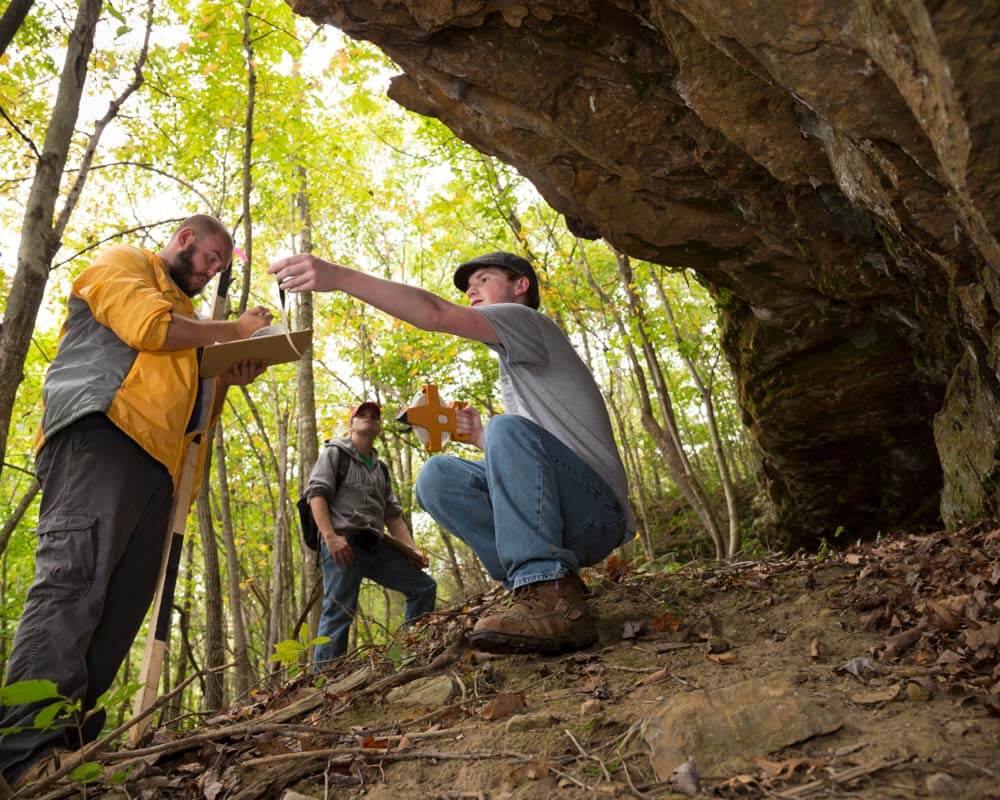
[270,249,635,654]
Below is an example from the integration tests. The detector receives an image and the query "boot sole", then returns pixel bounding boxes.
[469,628,598,655]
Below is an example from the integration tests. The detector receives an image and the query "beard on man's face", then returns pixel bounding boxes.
[169,244,203,297]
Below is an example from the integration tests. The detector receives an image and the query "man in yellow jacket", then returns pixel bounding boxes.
[0,215,271,791]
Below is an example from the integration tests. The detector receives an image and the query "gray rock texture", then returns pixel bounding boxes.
[290,0,1000,546]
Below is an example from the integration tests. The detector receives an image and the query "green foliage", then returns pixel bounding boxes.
[384,643,416,670]
[69,761,102,784]
[270,624,330,676]
[0,679,60,707]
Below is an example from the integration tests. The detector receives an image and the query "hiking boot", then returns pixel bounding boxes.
[470,574,598,654]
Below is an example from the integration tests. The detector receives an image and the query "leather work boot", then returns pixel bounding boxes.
[470,573,598,654]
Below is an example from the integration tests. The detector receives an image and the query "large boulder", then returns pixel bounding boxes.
[290,0,1000,547]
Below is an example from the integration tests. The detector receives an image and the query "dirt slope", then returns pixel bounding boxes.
[22,526,1000,799]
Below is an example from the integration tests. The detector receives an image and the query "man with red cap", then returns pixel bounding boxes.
[272,249,634,656]
[305,400,436,663]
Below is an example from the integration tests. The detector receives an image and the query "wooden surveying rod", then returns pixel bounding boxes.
[129,265,233,744]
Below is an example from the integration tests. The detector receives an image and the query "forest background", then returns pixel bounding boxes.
[0,0,756,727]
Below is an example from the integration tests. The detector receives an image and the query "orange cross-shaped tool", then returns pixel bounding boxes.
[396,384,472,452]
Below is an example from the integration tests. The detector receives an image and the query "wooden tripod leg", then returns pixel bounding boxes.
[129,440,201,745]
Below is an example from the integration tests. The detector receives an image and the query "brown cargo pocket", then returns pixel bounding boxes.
[33,512,98,599]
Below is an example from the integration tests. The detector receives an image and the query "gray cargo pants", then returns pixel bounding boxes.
[0,414,173,784]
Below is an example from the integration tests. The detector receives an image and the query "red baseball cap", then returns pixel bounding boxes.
[349,401,381,419]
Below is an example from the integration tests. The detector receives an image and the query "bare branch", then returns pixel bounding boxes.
[79,160,215,207]
[0,479,39,559]
[1,461,36,479]
[0,105,41,159]
[52,217,187,268]
[52,0,155,241]
[247,10,297,42]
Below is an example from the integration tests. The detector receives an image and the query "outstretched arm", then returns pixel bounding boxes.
[269,254,499,344]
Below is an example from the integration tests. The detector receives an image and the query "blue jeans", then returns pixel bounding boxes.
[314,535,437,666]
[415,415,629,590]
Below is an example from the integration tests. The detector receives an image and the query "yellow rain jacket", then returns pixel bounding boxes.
[36,244,217,494]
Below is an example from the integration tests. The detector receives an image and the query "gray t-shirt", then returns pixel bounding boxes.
[476,303,636,533]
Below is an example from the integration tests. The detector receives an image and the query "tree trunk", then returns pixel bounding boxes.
[649,266,741,557]
[382,587,393,636]
[294,165,322,647]
[214,426,252,697]
[0,550,8,677]
[438,527,465,599]
[237,0,256,315]
[612,252,725,558]
[0,0,34,56]
[582,251,724,558]
[266,400,290,665]
[0,0,102,480]
[162,537,195,726]
[575,317,653,558]
[607,376,654,558]
[196,464,226,711]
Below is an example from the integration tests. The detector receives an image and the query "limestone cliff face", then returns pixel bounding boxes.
[291,0,1000,547]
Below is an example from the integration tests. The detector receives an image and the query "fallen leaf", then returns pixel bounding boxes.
[879,628,922,662]
[836,656,883,680]
[482,692,526,721]
[720,774,760,792]
[810,639,824,661]
[604,556,633,581]
[580,699,601,714]
[622,620,648,640]
[670,758,700,795]
[753,755,825,779]
[936,649,964,665]
[905,680,931,702]
[361,736,389,750]
[984,695,1000,719]
[964,621,1000,650]
[925,601,961,632]
[707,652,737,665]
[507,759,549,784]
[637,667,670,686]
[651,613,681,633]
[850,683,901,704]
[845,554,863,566]
[926,772,962,796]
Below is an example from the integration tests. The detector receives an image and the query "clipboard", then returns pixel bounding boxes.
[200,328,313,378]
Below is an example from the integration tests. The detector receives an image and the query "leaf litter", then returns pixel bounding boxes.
[15,524,1000,799]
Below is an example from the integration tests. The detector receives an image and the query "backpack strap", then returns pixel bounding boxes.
[334,446,349,493]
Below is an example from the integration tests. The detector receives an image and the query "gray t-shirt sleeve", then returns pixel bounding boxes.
[306,446,338,504]
[476,303,549,366]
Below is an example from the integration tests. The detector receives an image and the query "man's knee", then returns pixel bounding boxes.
[483,414,534,449]
[415,455,458,511]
